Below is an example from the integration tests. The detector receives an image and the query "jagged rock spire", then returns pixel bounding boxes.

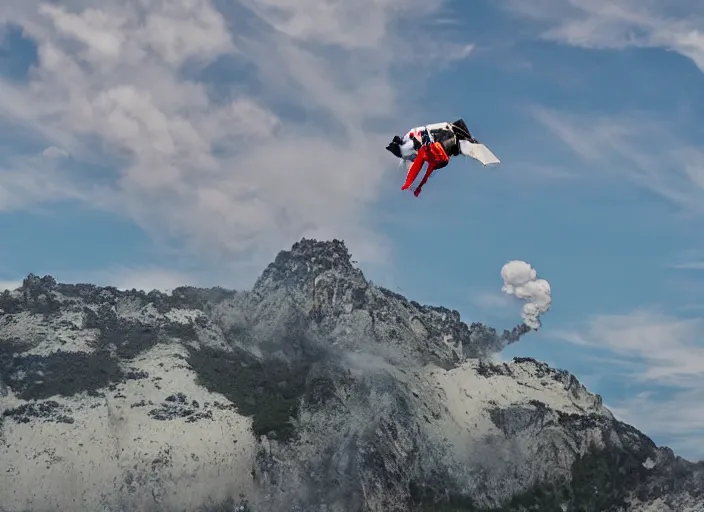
[253,238,364,293]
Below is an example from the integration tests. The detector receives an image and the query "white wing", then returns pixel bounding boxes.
[458,140,500,166]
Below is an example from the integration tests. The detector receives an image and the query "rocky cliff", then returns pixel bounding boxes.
[0,238,702,512]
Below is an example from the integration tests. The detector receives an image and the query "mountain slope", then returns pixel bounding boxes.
[0,238,702,512]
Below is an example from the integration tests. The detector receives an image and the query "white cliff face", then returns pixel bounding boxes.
[1,340,257,512]
[428,357,609,458]
[0,283,257,512]
[1,240,703,512]
[434,358,610,431]
[421,359,612,508]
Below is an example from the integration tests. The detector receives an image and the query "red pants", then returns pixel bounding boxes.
[401,142,449,196]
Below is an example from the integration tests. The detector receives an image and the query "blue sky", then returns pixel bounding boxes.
[1,0,704,461]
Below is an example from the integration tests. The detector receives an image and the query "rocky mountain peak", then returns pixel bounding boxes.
[253,238,363,294]
[21,273,57,291]
[246,238,531,368]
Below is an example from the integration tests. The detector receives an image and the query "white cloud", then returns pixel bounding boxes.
[555,308,704,460]
[501,0,704,73]
[0,0,472,277]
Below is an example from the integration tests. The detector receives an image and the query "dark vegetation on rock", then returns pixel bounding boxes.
[1,341,124,401]
[187,346,315,441]
[3,400,74,425]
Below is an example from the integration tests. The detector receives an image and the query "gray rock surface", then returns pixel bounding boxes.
[0,238,702,511]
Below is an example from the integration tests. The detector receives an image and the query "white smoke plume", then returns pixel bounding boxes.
[500,260,552,330]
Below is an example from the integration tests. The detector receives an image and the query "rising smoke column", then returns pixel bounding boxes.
[500,260,552,330]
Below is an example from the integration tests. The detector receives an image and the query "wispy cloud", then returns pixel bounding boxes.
[609,389,704,461]
[555,308,704,385]
[0,0,473,274]
[670,262,704,270]
[554,308,704,460]
[496,0,704,217]
[501,0,704,73]
[531,106,704,216]
[668,249,704,270]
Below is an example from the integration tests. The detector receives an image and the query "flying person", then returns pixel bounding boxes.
[385,118,500,197]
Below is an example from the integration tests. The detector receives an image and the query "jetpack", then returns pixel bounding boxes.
[385,118,501,197]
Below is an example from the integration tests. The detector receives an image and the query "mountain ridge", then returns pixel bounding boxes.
[0,238,702,511]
